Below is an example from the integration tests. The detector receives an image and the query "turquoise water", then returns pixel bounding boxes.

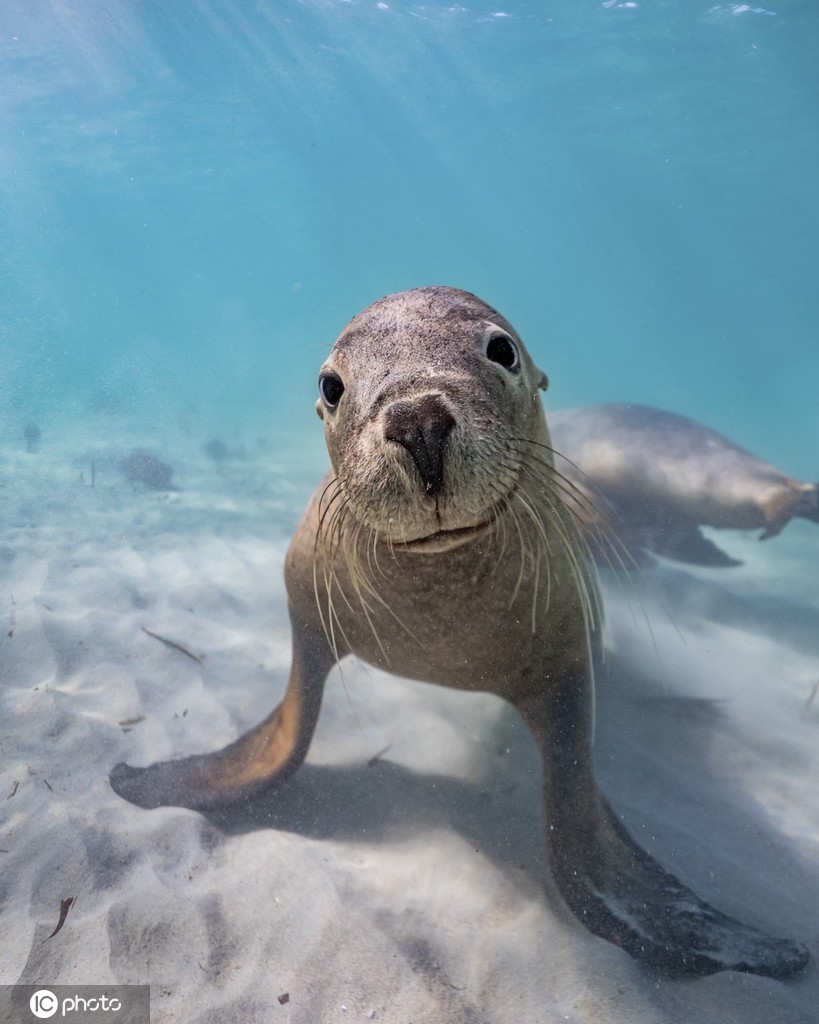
[2,7,819,1016]
[1,0,817,476]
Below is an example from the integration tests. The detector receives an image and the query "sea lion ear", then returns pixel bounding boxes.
[316,399,325,421]
[537,370,549,392]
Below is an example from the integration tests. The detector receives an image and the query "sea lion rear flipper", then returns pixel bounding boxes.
[758,484,819,539]
[804,485,819,523]
[515,673,809,978]
[587,801,810,976]
[110,615,336,812]
[788,484,819,529]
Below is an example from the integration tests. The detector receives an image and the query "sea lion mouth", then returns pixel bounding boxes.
[391,519,493,554]
[387,477,517,553]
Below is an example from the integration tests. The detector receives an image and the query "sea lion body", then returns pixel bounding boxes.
[111,287,808,979]
[285,474,587,696]
[550,404,819,567]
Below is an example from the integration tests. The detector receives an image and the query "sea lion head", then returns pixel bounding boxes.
[316,286,550,552]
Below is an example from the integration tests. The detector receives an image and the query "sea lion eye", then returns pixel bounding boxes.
[485,331,519,372]
[319,372,345,408]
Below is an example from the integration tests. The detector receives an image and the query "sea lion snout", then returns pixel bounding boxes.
[383,393,456,498]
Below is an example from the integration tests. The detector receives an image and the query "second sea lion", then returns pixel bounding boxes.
[549,403,819,567]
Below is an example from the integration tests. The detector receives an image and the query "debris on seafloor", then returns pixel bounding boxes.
[24,423,41,453]
[119,448,174,490]
[204,438,245,462]
[802,679,819,720]
[142,626,204,665]
[46,896,76,940]
[204,438,230,462]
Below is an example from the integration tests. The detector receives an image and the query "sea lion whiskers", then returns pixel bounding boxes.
[511,476,599,638]
[315,480,354,586]
[509,436,601,520]
[506,446,601,577]
[364,521,386,584]
[530,541,543,635]
[482,477,515,576]
[318,495,393,665]
[365,513,392,584]
[511,444,672,664]
[512,435,677,641]
[499,486,535,613]
[314,500,357,665]
[344,521,394,665]
[511,440,641,589]
[313,555,343,665]
[363,527,422,645]
[519,436,653,588]
[492,461,553,624]
[316,471,353,527]
[506,483,552,631]
[321,483,423,659]
[511,464,600,637]
[316,478,390,663]
[524,466,606,638]
[349,519,423,656]
[508,438,629,568]
[312,477,345,660]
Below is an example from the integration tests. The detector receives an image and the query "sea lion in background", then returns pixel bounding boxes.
[549,404,819,568]
[111,287,809,978]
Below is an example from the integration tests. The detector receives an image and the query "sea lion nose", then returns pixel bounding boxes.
[384,394,456,498]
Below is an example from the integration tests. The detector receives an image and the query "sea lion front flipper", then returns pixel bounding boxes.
[110,614,336,812]
[647,517,742,568]
[515,673,809,978]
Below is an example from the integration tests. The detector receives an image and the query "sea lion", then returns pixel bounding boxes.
[549,404,819,568]
[111,287,809,978]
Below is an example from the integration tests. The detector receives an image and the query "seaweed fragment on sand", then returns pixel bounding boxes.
[142,626,204,665]
[46,896,76,940]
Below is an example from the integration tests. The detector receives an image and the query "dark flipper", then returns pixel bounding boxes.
[574,491,742,569]
[648,518,742,568]
[515,669,809,978]
[111,616,336,812]
[566,800,809,977]
[759,485,819,540]
[801,485,819,524]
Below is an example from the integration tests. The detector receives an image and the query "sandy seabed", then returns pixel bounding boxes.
[1,421,817,1024]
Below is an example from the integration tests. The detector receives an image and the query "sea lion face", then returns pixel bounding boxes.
[316,286,549,551]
